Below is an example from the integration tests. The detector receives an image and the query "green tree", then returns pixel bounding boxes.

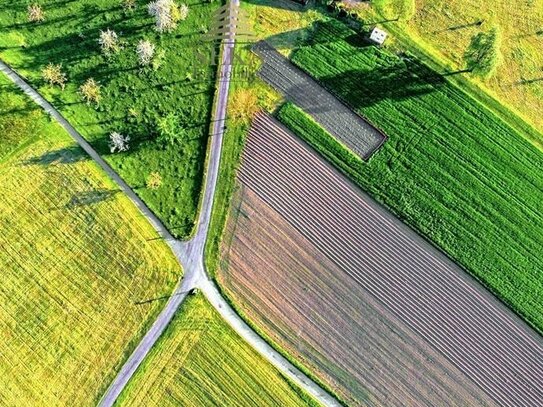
[156,112,186,146]
[464,27,502,79]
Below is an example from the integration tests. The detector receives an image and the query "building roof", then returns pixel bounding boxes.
[369,27,388,45]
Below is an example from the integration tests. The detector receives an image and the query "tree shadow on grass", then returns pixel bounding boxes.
[21,145,87,166]
[66,188,120,208]
[263,19,374,53]
[14,8,137,73]
[318,59,446,109]
[515,77,543,86]
[244,0,311,13]
[18,31,101,71]
[4,14,77,30]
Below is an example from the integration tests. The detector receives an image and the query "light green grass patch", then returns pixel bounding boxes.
[116,294,319,407]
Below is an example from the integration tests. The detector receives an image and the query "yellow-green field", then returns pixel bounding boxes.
[244,0,321,54]
[409,0,543,131]
[0,76,179,406]
[116,294,318,407]
[351,0,543,138]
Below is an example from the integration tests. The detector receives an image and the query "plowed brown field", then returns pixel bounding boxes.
[218,113,543,407]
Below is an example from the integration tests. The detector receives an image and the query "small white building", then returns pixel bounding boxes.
[369,27,388,46]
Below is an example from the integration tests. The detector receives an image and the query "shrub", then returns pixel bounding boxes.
[99,29,120,55]
[464,27,502,79]
[156,112,185,147]
[27,4,45,22]
[79,78,101,104]
[109,132,130,153]
[136,40,156,66]
[229,88,259,124]
[146,172,163,189]
[42,63,66,89]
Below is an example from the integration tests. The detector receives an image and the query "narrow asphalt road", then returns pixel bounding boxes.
[0,2,341,406]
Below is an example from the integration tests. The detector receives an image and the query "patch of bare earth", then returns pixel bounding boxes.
[218,113,543,407]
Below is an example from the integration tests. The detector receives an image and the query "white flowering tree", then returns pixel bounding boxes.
[42,63,67,89]
[99,29,120,55]
[136,40,156,66]
[178,3,189,21]
[109,132,130,153]
[147,0,188,33]
[28,4,45,22]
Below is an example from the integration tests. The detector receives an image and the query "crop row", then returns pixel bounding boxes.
[116,295,313,407]
[287,20,543,334]
[239,113,543,407]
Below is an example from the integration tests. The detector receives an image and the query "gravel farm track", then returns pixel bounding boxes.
[253,41,386,160]
[220,113,543,407]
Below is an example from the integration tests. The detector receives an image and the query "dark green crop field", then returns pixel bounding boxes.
[283,20,543,333]
[0,0,220,238]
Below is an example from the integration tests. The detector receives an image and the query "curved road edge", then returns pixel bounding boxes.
[200,275,342,406]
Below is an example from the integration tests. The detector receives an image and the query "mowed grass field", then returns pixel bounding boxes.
[0,76,179,406]
[282,19,543,333]
[409,0,543,133]
[116,294,317,407]
[0,0,220,238]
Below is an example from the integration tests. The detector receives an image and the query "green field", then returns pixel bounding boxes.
[116,294,318,407]
[0,0,220,238]
[279,20,543,333]
[0,75,179,406]
[372,0,543,135]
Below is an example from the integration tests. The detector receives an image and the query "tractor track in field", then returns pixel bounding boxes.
[237,112,543,407]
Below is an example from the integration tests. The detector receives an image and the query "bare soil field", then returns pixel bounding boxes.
[218,113,543,407]
[253,41,385,160]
